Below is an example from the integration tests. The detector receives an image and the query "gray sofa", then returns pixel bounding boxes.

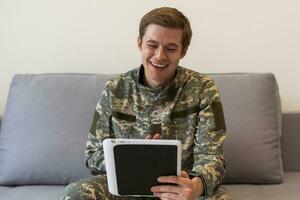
[0,73,299,200]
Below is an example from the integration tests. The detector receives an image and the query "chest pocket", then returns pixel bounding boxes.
[169,105,199,140]
[111,110,136,138]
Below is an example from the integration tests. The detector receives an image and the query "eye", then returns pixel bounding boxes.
[147,44,157,49]
[166,47,177,52]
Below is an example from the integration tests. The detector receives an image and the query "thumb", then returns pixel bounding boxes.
[181,171,189,178]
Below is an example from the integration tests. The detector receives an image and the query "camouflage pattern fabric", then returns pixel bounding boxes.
[63,66,230,199]
[61,175,158,200]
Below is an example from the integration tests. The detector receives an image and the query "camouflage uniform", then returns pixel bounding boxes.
[62,66,231,200]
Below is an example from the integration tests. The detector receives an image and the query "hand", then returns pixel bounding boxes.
[151,171,203,200]
[145,133,161,139]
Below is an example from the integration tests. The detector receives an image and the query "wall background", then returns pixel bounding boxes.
[1,0,299,115]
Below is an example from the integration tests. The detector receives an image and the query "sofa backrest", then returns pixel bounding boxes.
[0,72,295,186]
[281,113,300,172]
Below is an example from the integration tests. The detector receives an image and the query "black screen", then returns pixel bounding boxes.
[113,144,177,195]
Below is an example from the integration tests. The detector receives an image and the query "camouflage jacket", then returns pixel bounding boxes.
[85,66,227,197]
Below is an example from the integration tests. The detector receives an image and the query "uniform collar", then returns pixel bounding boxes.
[135,65,186,98]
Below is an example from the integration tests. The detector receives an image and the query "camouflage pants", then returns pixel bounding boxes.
[61,175,231,200]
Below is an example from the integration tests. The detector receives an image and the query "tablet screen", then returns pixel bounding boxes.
[114,144,178,196]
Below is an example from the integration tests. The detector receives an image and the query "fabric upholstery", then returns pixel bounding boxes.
[0,186,65,200]
[224,172,300,200]
[0,186,12,197]
[211,73,283,183]
[281,113,300,172]
[0,74,114,185]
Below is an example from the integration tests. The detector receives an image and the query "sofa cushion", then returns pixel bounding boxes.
[0,186,12,196]
[223,172,300,199]
[212,73,283,183]
[0,74,114,185]
[0,185,65,200]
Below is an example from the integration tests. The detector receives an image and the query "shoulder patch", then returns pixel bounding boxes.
[89,110,99,134]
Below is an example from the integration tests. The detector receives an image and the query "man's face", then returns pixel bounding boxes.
[138,24,187,88]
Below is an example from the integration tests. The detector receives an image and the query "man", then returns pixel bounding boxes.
[62,7,231,200]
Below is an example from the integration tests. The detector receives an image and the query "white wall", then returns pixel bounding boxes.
[1,0,300,115]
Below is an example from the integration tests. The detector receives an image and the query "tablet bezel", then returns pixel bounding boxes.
[103,138,182,197]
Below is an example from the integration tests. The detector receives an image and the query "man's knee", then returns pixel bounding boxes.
[61,176,109,200]
[61,181,86,200]
[205,186,232,200]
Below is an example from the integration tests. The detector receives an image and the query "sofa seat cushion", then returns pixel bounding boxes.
[223,172,300,200]
[0,185,65,200]
[0,186,12,197]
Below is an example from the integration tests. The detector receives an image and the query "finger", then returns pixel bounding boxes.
[181,171,189,178]
[152,133,161,139]
[154,192,179,200]
[151,185,180,194]
[145,135,152,139]
[158,175,192,188]
[157,176,184,186]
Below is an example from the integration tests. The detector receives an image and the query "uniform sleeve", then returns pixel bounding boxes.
[85,82,115,175]
[190,79,227,197]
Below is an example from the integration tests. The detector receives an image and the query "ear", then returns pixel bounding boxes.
[180,47,188,58]
[137,36,142,51]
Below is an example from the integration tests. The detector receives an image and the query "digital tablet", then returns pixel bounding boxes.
[103,138,181,197]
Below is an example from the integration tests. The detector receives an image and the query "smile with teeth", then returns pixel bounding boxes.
[150,61,168,68]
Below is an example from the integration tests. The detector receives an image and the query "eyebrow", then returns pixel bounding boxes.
[146,39,179,48]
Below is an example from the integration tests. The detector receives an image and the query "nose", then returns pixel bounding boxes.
[155,46,167,60]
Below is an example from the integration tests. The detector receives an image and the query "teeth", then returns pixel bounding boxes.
[151,62,168,68]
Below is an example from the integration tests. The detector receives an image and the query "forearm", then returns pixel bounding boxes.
[193,122,226,196]
[191,154,226,196]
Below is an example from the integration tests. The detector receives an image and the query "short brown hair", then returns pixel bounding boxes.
[139,7,192,49]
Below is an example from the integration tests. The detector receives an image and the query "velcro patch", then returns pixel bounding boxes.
[112,111,136,122]
[89,110,99,134]
[211,101,226,131]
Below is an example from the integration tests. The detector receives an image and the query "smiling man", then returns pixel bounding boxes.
[62,7,231,200]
